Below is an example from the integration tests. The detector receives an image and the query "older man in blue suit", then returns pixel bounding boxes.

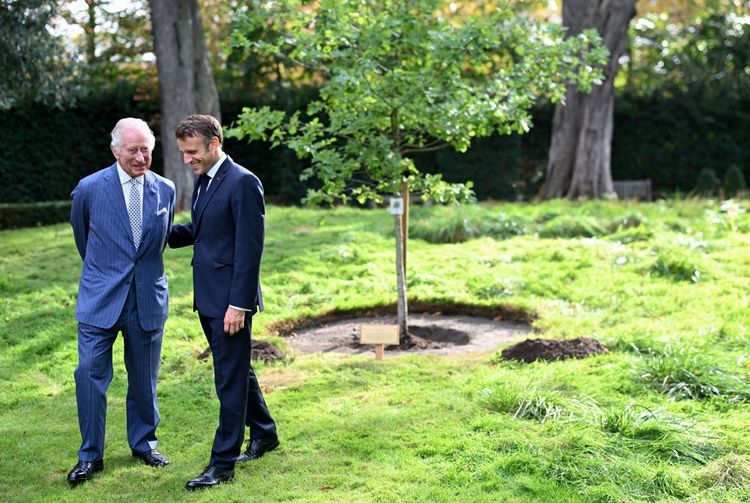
[67,118,175,485]
[169,114,278,491]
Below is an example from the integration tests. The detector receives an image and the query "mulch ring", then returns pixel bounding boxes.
[501,337,608,363]
[267,300,536,338]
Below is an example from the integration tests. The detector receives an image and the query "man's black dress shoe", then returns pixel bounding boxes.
[237,434,280,462]
[132,449,169,467]
[67,459,103,486]
[185,466,235,491]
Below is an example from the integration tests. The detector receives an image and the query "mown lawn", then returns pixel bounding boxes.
[2,199,750,502]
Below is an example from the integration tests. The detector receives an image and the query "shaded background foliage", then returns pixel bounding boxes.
[2,83,748,204]
[1,0,748,205]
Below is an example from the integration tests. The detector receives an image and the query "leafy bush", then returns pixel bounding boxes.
[0,201,71,229]
[723,165,747,198]
[693,168,721,196]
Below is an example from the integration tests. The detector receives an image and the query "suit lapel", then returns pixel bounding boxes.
[104,164,132,240]
[139,172,159,252]
[194,157,231,227]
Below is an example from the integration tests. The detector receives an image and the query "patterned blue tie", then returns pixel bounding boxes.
[128,178,142,250]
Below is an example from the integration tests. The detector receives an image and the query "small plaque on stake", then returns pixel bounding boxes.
[360,324,400,345]
[389,197,404,215]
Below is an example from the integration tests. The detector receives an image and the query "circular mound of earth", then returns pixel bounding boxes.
[252,340,285,362]
[500,337,608,363]
[197,340,286,362]
[284,313,532,356]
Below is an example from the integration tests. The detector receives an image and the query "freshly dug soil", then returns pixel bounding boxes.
[197,340,286,362]
[252,340,285,362]
[500,337,608,363]
[283,313,532,356]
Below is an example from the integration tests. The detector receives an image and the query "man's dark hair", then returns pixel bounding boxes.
[175,114,223,149]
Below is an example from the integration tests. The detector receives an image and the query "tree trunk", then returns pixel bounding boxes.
[395,210,408,343]
[400,180,409,273]
[148,0,220,210]
[84,0,97,64]
[543,0,636,200]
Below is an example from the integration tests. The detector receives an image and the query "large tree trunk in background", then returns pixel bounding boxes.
[543,0,636,200]
[148,0,220,210]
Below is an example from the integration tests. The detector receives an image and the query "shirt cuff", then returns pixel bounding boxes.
[229,304,251,312]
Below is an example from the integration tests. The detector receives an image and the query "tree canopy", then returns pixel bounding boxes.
[0,0,73,109]
[227,0,607,206]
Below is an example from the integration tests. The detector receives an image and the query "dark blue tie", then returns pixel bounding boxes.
[194,174,210,210]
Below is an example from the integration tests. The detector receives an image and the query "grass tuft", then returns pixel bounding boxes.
[648,246,704,282]
[478,386,566,423]
[539,215,605,238]
[696,454,750,489]
[636,345,750,402]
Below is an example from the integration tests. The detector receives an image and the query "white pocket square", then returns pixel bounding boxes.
[156,207,167,216]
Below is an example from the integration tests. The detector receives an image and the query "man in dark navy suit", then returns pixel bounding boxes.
[168,114,278,491]
[68,118,175,485]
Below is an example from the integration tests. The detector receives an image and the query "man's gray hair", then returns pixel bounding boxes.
[111,118,156,150]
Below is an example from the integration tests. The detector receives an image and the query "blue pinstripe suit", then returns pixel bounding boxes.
[70,163,175,462]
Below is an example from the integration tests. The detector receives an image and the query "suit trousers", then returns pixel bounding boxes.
[75,282,163,461]
[199,314,276,469]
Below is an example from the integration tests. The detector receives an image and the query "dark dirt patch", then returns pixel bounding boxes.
[500,337,608,363]
[252,340,285,362]
[196,340,286,362]
[391,326,471,350]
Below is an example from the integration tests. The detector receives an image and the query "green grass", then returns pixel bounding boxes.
[2,198,750,502]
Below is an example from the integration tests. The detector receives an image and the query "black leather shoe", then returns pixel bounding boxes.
[132,449,169,467]
[185,466,234,491]
[237,435,280,462]
[67,459,103,486]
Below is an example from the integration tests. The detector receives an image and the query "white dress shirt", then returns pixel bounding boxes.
[117,163,144,216]
[197,153,227,197]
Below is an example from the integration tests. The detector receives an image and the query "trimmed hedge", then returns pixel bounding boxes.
[3,83,749,208]
[0,201,71,229]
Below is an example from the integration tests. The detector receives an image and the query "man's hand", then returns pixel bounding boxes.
[224,306,246,336]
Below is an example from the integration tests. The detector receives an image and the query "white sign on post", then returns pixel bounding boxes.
[389,197,404,215]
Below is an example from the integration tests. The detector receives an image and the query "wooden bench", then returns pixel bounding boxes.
[613,179,652,201]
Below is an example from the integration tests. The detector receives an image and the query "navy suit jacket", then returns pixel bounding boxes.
[169,156,265,318]
[70,164,176,331]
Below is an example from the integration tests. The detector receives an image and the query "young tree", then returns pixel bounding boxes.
[148,0,221,210]
[543,0,637,199]
[227,0,606,341]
